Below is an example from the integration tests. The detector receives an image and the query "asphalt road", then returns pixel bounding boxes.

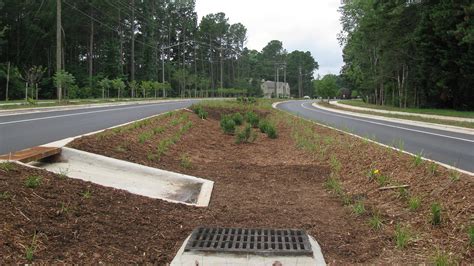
[0,100,195,155]
[277,101,474,173]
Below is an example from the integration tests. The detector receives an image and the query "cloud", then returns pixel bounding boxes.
[195,0,343,76]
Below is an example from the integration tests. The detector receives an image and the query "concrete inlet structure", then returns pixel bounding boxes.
[30,147,213,207]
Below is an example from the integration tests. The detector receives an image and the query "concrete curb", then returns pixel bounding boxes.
[335,101,474,123]
[0,99,189,117]
[273,101,474,177]
[314,102,474,135]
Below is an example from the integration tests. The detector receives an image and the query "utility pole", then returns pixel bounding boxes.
[5,61,10,101]
[298,66,303,98]
[220,46,223,90]
[283,64,287,97]
[89,7,94,88]
[56,0,62,102]
[276,66,280,98]
[130,0,135,81]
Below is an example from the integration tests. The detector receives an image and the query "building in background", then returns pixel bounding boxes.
[261,80,291,98]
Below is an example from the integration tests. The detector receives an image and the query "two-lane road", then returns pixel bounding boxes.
[0,100,196,155]
[277,101,474,173]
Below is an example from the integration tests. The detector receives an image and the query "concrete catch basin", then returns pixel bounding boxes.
[30,147,213,207]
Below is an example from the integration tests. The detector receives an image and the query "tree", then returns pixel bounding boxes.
[98,78,112,99]
[314,74,339,101]
[111,79,125,99]
[53,70,75,100]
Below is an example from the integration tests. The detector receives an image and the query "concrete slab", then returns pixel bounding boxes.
[30,147,214,207]
[171,235,326,266]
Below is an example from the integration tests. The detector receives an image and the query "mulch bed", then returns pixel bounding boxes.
[1,104,472,264]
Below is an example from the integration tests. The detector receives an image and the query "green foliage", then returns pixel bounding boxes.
[431,202,442,225]
[265,124,278,139]
[432,250,454,266]
[193,106,208,119]
[352,201,366,216]
[449,170,460,182]
[429,162,438,175]
[25,175,41,188]
[231,113,244,125]
[408,196,421,211]
[245,111,260,128]
[313,74,339,100]
[376,174,390,186]
[25,233,37,262]
[235,125,256,144]
[220,115,236,134]
[258,120,271,133]
[0,162,15,172]
[395,224,411,249]
[369,213,384,230]
[180,154,192,169]
[469,225,474,246]
[138,132,153,144]
[325,174,343,195]
[413,151,423,167]
[82,190,92,199]
[0,191,10,200]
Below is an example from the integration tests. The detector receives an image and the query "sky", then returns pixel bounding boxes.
[195,0,344,77]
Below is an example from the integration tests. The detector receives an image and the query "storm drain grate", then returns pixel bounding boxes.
[184,227,313,256]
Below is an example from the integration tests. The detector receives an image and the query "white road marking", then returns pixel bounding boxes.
[0,101,189,125]
[299,102,474,144]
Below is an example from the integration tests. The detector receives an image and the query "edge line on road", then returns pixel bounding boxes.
[302,103,474,143]
[0,101,190,126]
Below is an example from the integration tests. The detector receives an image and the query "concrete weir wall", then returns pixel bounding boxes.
[31,147,214,207]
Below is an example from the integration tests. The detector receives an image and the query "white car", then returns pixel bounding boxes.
[303,96,311,99]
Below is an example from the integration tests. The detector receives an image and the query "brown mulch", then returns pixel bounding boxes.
[1,106,472,264]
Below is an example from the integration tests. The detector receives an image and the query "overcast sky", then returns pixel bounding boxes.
[195,0,344,77]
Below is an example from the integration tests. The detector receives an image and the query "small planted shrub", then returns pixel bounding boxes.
[376,174,390,186]
[231,112,244,125]
[0,191,10,200]
[0,162,15,172]
[245,111,260,128]
[220,115,236,135]
[25,176,41,188]
[324,174,343,195]
[193,106,208,119]
[408,196,421,211]
[395,224,411,249]
[180,154,192,169]
[369,213,384,230]
[265,124,278,139]
[469,225,474,246]
[429,162,438,175]
[259,120,271,133]
[449,170,460,182]
[138,132,153,144]
[432,250,454,266]
[235,125,256,144]
[82,190,92,199]
[25,234,37,262]
[352,201,366,216]
[431,202,442,225]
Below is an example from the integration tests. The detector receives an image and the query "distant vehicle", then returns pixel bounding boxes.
[303,96,311,99]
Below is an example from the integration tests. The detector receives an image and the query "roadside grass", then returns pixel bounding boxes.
[352,201,366,216]
[431,203,442,226]
[339,99,474,119]
[82,190,92,199]
[369,213,384,230]
[320,102,474,129]
[469,225,474,246]
[25,233,37,262]
[432,250,456,266]
[0,191,11,200]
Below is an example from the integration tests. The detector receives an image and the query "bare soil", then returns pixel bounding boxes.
[1,104,472,264]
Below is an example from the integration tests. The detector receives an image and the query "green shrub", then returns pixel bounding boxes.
[231,113,244,125]
[245,111,260,128]
[266,124,278,139]
[431,202,442,225]
[198,109,208,119]
[220,115,236,134]
[324,174,343,195]
[0,162,16,172]
[432,250,454,266]
[258,120,271,133]
[25,176,41,188]
[236,125,256,144]
[180,154,192,168]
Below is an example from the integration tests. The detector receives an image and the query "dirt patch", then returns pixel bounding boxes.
[1,104,472,264]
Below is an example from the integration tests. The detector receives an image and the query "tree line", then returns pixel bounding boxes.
[0,0,318,101]
[339,0,474,110]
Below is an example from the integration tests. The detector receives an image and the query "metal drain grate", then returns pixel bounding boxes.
[184,227,313,256]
